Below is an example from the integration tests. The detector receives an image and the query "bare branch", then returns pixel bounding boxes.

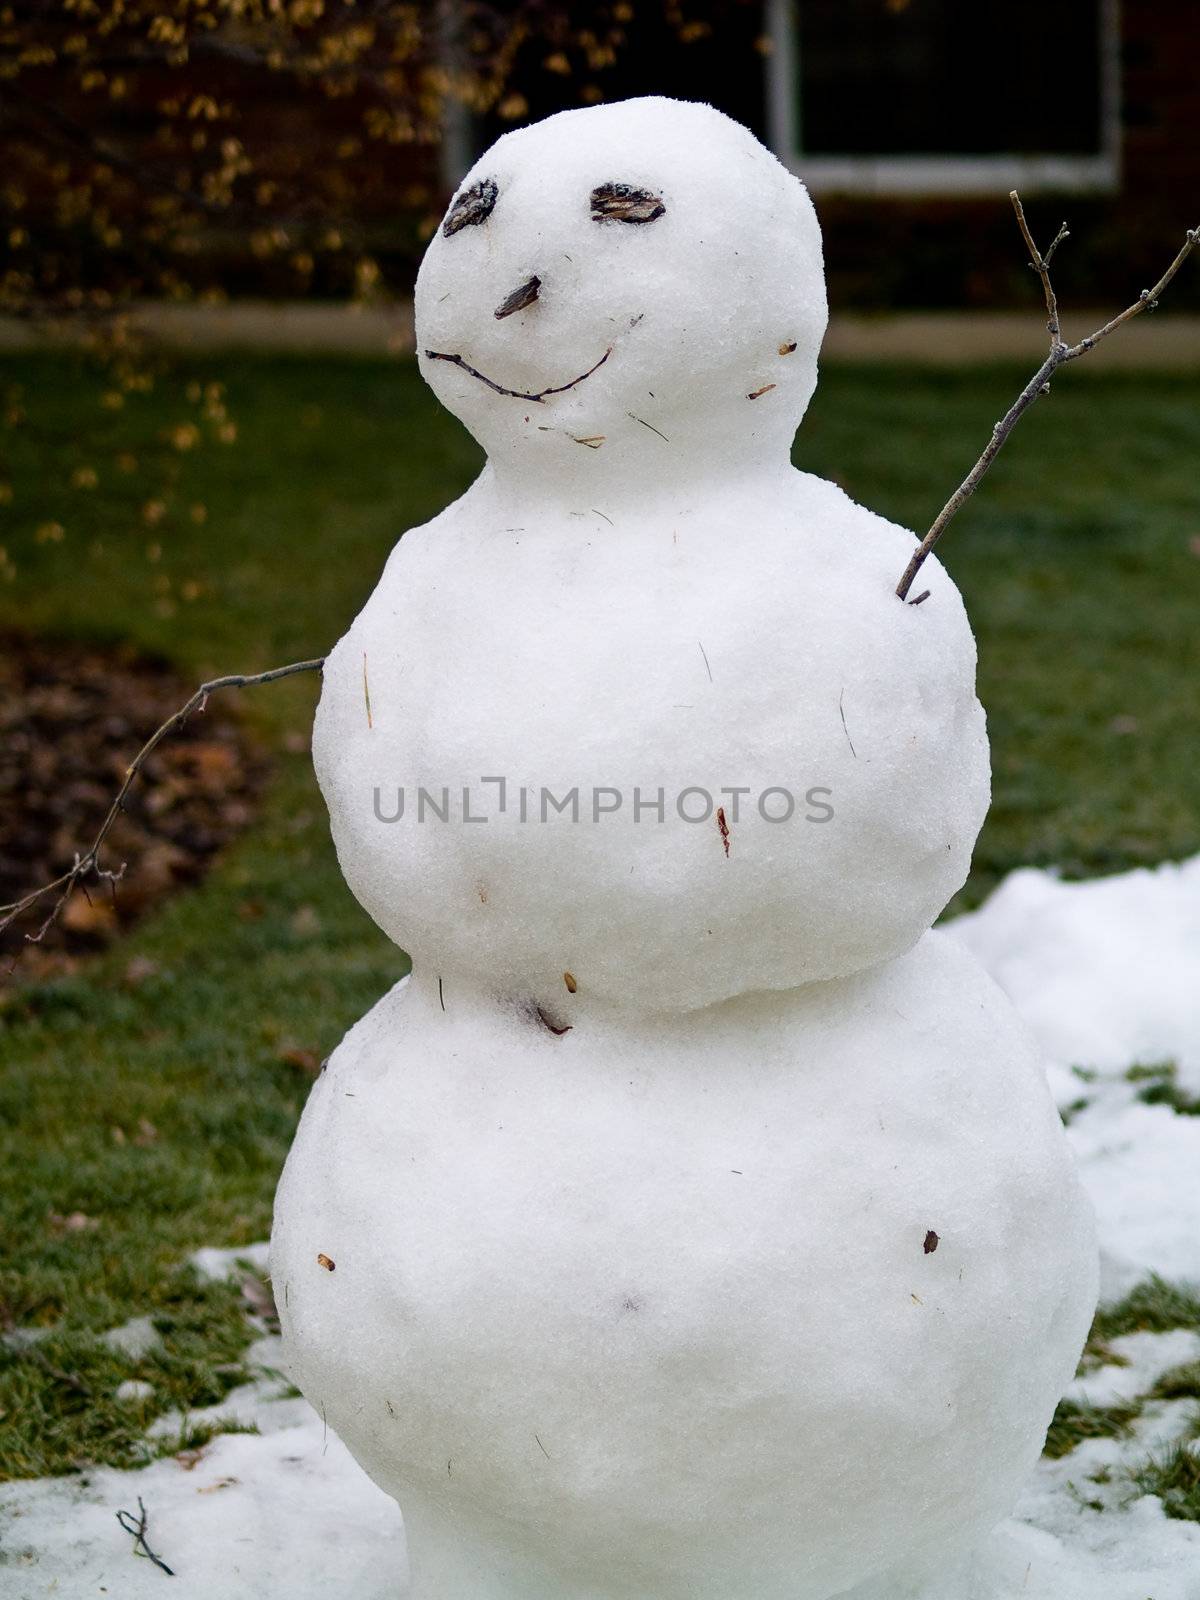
[1,657,324,954]
[1011,191,1066,349]
[1042,221,1070,268]
[1061,224,1200,362]
[895,205,1199,602]
[894,348,1059,603]
[116,1496,174,1577]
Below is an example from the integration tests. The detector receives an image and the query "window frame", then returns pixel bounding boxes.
[764,0,1123,197]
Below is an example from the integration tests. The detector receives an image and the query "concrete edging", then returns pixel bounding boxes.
[2,302,1199,368]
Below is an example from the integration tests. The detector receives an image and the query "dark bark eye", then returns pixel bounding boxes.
[590,183,666,224]
[443,178,498,237]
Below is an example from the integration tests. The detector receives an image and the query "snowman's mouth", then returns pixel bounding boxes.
[423,345,612,404]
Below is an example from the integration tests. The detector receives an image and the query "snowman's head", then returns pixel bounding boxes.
[415,97,827,498]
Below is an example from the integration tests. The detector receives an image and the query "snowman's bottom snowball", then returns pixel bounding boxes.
[271,934,1097,1600]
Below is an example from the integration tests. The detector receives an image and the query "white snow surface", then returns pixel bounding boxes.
[2,855,1199,1597]
[953,853,1200,1088]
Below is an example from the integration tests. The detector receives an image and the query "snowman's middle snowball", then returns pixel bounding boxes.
[313,466,988,1014]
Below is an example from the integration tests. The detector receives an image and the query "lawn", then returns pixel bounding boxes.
[1,351,1197,1479]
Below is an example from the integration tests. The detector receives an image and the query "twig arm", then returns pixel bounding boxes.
[1,657,324,952]
[1010,190,1067,349]
[1062,225,1200,361]
[895,205,1199,602]
[895,349,1059,601]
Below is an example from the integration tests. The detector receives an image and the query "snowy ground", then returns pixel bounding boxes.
[2,856,1198,1599]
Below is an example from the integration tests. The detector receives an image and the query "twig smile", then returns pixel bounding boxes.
[423,345,612,404]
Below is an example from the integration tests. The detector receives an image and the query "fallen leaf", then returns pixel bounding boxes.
[278,1044,321,1074]
[60,894,117,935]
[239,1272,279,1323]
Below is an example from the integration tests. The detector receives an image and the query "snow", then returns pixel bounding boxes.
[1067,1328,1200,1408]
[317,97,989,1013]
[416,97,828,499]
[102,1315,161,1361]
[3,854,1196,1597]
[190,1240,271,1282]
[953,854,1200,1089]
[952,856,1200,1298]
[115,1379,156,1405]
[1,1394,405,1599]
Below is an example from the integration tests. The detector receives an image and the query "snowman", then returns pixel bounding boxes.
[271,98,1098,1599]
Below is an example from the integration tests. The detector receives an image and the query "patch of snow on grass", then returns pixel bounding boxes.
[102,1314,162,1360]
[952,854,1200,1298]
[0,1399,403,1599]
[2,856,1197,1597]
[190,1241,272,1282]
[1068,1328,1200,1407]
[953,854,1200,1087]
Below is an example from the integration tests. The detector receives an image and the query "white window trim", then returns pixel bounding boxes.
[764,0,1122,197]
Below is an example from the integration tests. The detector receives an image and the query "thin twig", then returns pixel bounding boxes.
[894,344,1059,602]
[18,1343,94,1397]
[116,1496,175,1577]
[627,411,670,442]
[838,688,856,758]
[0,658,324,950]
[423,346,611,403]
[1060,224,1200,358]
[1011,192,1067,348]
[895,202,1199,601]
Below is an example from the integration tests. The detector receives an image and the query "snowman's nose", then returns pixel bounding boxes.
[494,275,541,319]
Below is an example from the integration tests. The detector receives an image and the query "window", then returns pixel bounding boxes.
[765,0,1121,195]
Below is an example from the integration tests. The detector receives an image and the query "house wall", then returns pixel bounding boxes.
[811,2,1199,310]
[15,1,1193,308]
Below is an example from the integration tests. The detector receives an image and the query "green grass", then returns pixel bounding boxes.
[1043,1397,1141,1459]
[1089,1276,1200,1346]
[1130,1444,1200,1522]
[1125,1062,1200,1116]
[1,351,1198,1477]
[1052,1275,1200,1467]
[1151,1362,1200,1403]
[1,1275,258,1478]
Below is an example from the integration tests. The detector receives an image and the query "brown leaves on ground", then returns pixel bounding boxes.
[1,633,267,972]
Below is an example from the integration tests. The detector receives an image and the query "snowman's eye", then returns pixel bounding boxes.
[443,178,498,237]
[590,183,665,225]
